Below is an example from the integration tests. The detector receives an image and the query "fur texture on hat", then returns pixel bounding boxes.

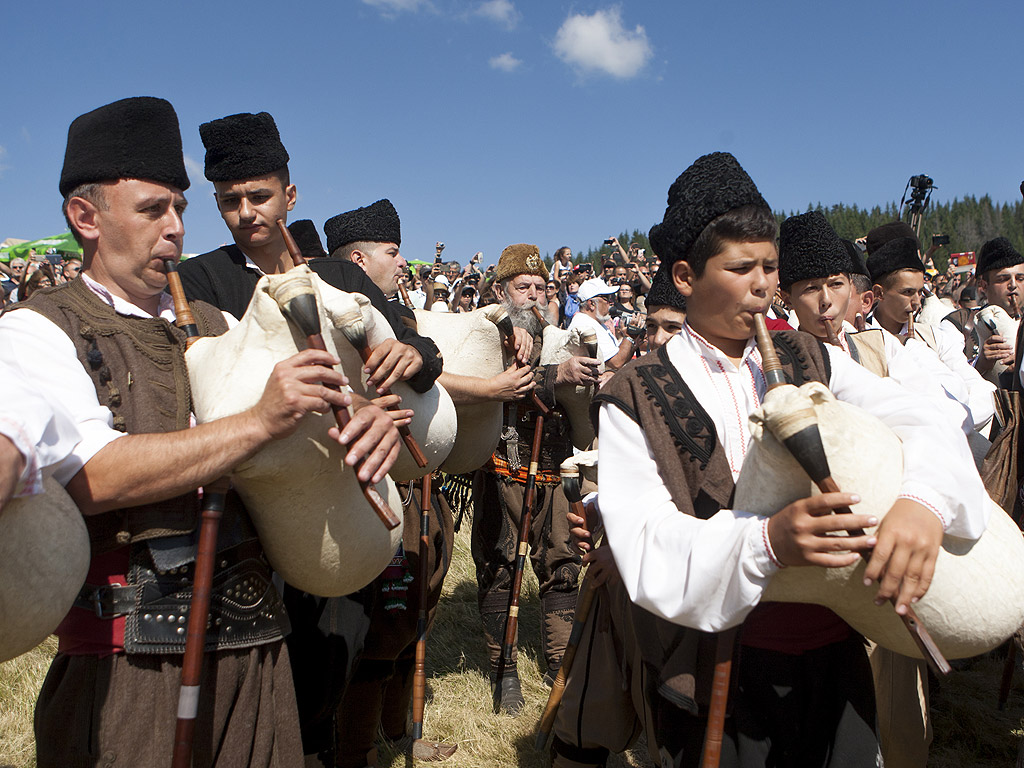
[60,97,190,196]
[645,264,687,312]
[494,244,549,282]
[779,211,849,288]
[323,199,401,255]
[200,112,289,182]
[288,219,326,260]
[976,237,1024,278]
[842,239,869,278]
[866,237,925,284]
[865,221,918,255]
[648,152,769,266]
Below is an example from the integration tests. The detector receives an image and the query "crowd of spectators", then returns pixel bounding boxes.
[0,251,82,309]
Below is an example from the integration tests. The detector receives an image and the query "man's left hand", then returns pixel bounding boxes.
[511,327,533,364]
[328,401,401,484]
[363,338,423,394]
[863,498,944,614]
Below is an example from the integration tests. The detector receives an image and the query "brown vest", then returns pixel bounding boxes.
[592,330,831,714]
[20,278,228,553]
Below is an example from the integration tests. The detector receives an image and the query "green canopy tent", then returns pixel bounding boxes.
[1,232,83,261]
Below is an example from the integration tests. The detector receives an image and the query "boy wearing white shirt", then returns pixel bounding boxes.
[595,152,988,768]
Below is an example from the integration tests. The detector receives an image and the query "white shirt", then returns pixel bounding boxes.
[567,311,619,362]
[866,316,995,432]
[0,364,81,496]
[0,272,234,486]
[408,288,427,310]
[598,322,990,633]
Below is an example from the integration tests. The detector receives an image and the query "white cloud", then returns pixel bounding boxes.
[183,154,207,188]
[474,0,519,29]
[489,52,522,72]
[553,8,652,79]
[361,0,431,15]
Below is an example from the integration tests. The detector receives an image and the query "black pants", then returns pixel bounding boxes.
[659,634,879,768]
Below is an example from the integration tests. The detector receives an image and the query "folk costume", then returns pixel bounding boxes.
[1,97,302,767]
[473,243,583,712]
[322,199,457,767]
[177,113,443,766]
[596,153,989,768]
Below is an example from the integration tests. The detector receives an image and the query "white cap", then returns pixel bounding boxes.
[577,277,617,303]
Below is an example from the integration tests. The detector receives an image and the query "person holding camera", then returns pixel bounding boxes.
[567,278,637,373]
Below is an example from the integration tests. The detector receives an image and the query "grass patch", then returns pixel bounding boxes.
[2,529,1021,767]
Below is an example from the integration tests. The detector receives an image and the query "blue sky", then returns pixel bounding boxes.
[2,0,1021,265]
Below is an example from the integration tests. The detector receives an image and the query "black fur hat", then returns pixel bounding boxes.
[644,263,686,312]
[842,239,870,278]
[976,237,1024,278]
[324,199,401,255]
[866,237,925,284]
[200,112,289,182]
[60,96,189,196]
[288,219,326,260]
[779,211,849,288]
[648,152,769,266]
[865,221,918,255]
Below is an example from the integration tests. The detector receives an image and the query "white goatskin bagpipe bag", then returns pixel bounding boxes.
[185,267,457,597]
[734,381,1024,660]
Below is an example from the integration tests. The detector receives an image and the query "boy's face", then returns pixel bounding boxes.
[874,270,924,330]
[783,273,852,341]
[646,306,686,350]
[673,239,777,356]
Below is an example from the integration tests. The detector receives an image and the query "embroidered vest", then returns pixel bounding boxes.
[592,330,831,713]
[19,278,228,553]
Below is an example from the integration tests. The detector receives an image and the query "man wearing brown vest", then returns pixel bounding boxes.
[0,96,400,766]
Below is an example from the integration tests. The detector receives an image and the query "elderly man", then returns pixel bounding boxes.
[472,243,599,714]
[567,277,636,370]
[0,96,400,767]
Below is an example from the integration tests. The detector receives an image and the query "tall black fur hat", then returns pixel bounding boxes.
[60,96,189,196]
[324,199,401,254]
[779,211,849,288]
[865,221,919,255]
[200,112,289,182]
[648,152,770,266]
[288,219,326,260]
[866,237,925,283]
[976,237,1024,277]
[645,263,686,312]
[842,239,870,278]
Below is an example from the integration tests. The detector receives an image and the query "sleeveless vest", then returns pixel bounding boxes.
[592,330,831,713]
[847,329,889,378]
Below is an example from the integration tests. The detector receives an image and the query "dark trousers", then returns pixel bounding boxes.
[658,634,879,768]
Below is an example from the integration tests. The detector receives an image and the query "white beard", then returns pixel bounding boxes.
[503,297,541,336]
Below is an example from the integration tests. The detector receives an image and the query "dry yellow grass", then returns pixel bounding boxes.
[1,529,1021,768]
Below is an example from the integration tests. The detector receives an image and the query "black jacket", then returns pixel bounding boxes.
[177,245,442,392]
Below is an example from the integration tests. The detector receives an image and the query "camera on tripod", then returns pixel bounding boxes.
[909,174,934,205]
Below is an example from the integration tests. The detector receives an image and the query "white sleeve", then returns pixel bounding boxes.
[826,346,990,539]
[933,321,996,431]
[598,402,781,632]
[0,309,126,486]
[888,335,974,433]
[0,366,82,496]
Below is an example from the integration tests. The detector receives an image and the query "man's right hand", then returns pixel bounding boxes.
[251,349,351,441]
[766,492,878,568]
[556,356,600,386]
[490,362,536,401]
[977,334,1014,372]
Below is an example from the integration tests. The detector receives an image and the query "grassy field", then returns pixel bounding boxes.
[2,526,1022,767]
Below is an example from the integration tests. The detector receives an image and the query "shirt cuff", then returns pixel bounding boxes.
[749,515,784,574]
[0,416,39,497]
[896,480,950,531]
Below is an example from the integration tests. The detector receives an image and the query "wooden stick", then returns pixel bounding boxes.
[822,317,842,348]
[276,218,428,470]
[165,257,231,768]
[412,472,431,740]
[501,409,546,665]
[700,628,738,768]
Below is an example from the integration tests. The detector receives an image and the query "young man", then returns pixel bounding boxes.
[567,277,635,370]
[178,112,441,397]
[974,236,1024,381]
[324,199,407,300]
[596,152,988,767]
[0,96,400,767]
[867,236,994,430]
[179,111,441,766]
